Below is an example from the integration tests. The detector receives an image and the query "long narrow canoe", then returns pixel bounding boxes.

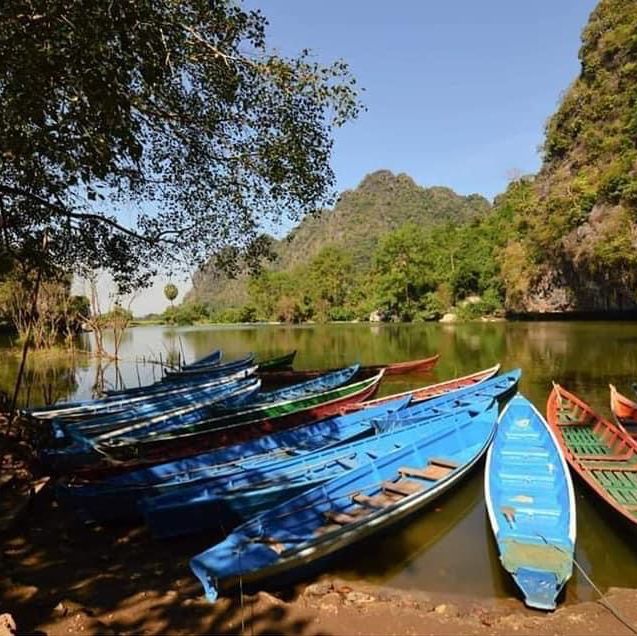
[54,368,520,515]
[46,365,362,455]
[260,354,440,386]
[55,396,413,522]
[163,353,256,380]
[98,368,381,457]
[101,365,255,400]
[25,366,257,421]
[60,378,262,440]
[257,351,297,371]
[46,368,383,476]
[547,384,637,526]
[486,394,575,611]
[190,400,498,602]
[181,349,223,370]
[143,399,495,538]
[609,384,637,436]
[342,363,501,412]
[88,365,362,444]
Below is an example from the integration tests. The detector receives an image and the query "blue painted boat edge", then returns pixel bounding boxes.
[189,400,499,603]
[484,393,576,611]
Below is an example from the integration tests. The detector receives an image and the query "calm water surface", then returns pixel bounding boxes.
[3,321,637,603]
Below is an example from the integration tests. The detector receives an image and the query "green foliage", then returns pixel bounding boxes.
[0,0,362,292]
[163,284,179,304]
[186,170,490,309]
[162,303,207,326]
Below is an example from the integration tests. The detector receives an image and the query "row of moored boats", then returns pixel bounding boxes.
[23,350,637,612]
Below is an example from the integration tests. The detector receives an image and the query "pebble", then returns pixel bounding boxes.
[0,613,16,636]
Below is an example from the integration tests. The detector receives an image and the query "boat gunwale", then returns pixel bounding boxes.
[547,383,637,526]
[191,401,498,600]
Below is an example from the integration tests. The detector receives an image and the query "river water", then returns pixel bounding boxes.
[3,321,637,604]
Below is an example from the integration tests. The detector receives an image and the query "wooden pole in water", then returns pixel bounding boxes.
[179,336,186,368]
[9,233,48,426]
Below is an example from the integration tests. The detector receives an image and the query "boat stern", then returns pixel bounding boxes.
[513,568,560,611]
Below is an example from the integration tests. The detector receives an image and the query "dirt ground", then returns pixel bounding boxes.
[2,480,637,636]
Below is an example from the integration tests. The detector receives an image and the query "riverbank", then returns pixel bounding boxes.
[0,473,635,635]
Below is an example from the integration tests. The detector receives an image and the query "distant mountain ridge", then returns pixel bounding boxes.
[185,170,491,307]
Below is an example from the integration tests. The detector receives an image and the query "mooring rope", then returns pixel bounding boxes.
[571,556,637,635]
[537,534,637,635]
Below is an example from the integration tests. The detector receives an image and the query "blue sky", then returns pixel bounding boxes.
[130,0,598,314]
[247,0,598,200]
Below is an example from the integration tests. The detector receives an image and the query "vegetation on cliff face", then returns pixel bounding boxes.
[185,170,491,313]
[499,0,637,311]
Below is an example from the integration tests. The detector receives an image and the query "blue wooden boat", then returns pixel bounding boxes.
[256,350,297,371]
[56,396,413,522]
[485,394,576,611]
[57,378,261,441]
[163,353,256,380]
[92,365,361,444]
[26,365,257,421]
[42,365,365,473]
[143,398,495,538]
[181,349,223,370]
[53,369,520,521]
[189,400,498,602]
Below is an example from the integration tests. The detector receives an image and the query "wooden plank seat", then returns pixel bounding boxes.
[382,479,423,497]
[577,453,634,462]
[399,458,459,482]
[352,492,400,508]
[324,510,359,525]
[584,462,637,472]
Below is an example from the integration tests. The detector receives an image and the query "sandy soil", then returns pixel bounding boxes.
[2,478,637,636]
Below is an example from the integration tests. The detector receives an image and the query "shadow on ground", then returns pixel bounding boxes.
[1,488,324,635]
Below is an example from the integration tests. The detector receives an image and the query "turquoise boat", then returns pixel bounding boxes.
[485,394,576,611]
[189,400,498,602]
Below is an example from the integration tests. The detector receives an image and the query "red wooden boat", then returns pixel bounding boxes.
[547,383,637,527]
[259,354,440,387]
[609,384,637,436]
[341,363,501,412]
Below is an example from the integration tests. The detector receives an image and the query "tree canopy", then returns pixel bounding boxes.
[0,0,362,291]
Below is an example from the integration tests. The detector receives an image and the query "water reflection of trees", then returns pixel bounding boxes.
[0,352,83,408]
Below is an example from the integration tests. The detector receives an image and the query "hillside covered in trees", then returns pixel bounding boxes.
[182,170,492,321]
[175,0,637,324]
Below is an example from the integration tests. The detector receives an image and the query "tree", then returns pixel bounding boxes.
[306,246,354,321]
[164,283,178,307]
[0,1,362,291]
[373,224,432,319]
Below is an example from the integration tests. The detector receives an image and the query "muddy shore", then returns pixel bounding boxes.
[2,480,637,636]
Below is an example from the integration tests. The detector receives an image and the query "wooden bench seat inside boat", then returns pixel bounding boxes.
[382,480,423,496]
[352,492,400,508]
[584,463,637,472]
[399,457,459,481]
[577,453,634,461]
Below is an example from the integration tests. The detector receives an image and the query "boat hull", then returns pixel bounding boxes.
[59,371,383,478]
[547,384,637,527]
[485,394,575,610]
[190,401,499,602]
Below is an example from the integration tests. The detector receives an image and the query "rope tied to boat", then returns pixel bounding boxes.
[536,534,637,634]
